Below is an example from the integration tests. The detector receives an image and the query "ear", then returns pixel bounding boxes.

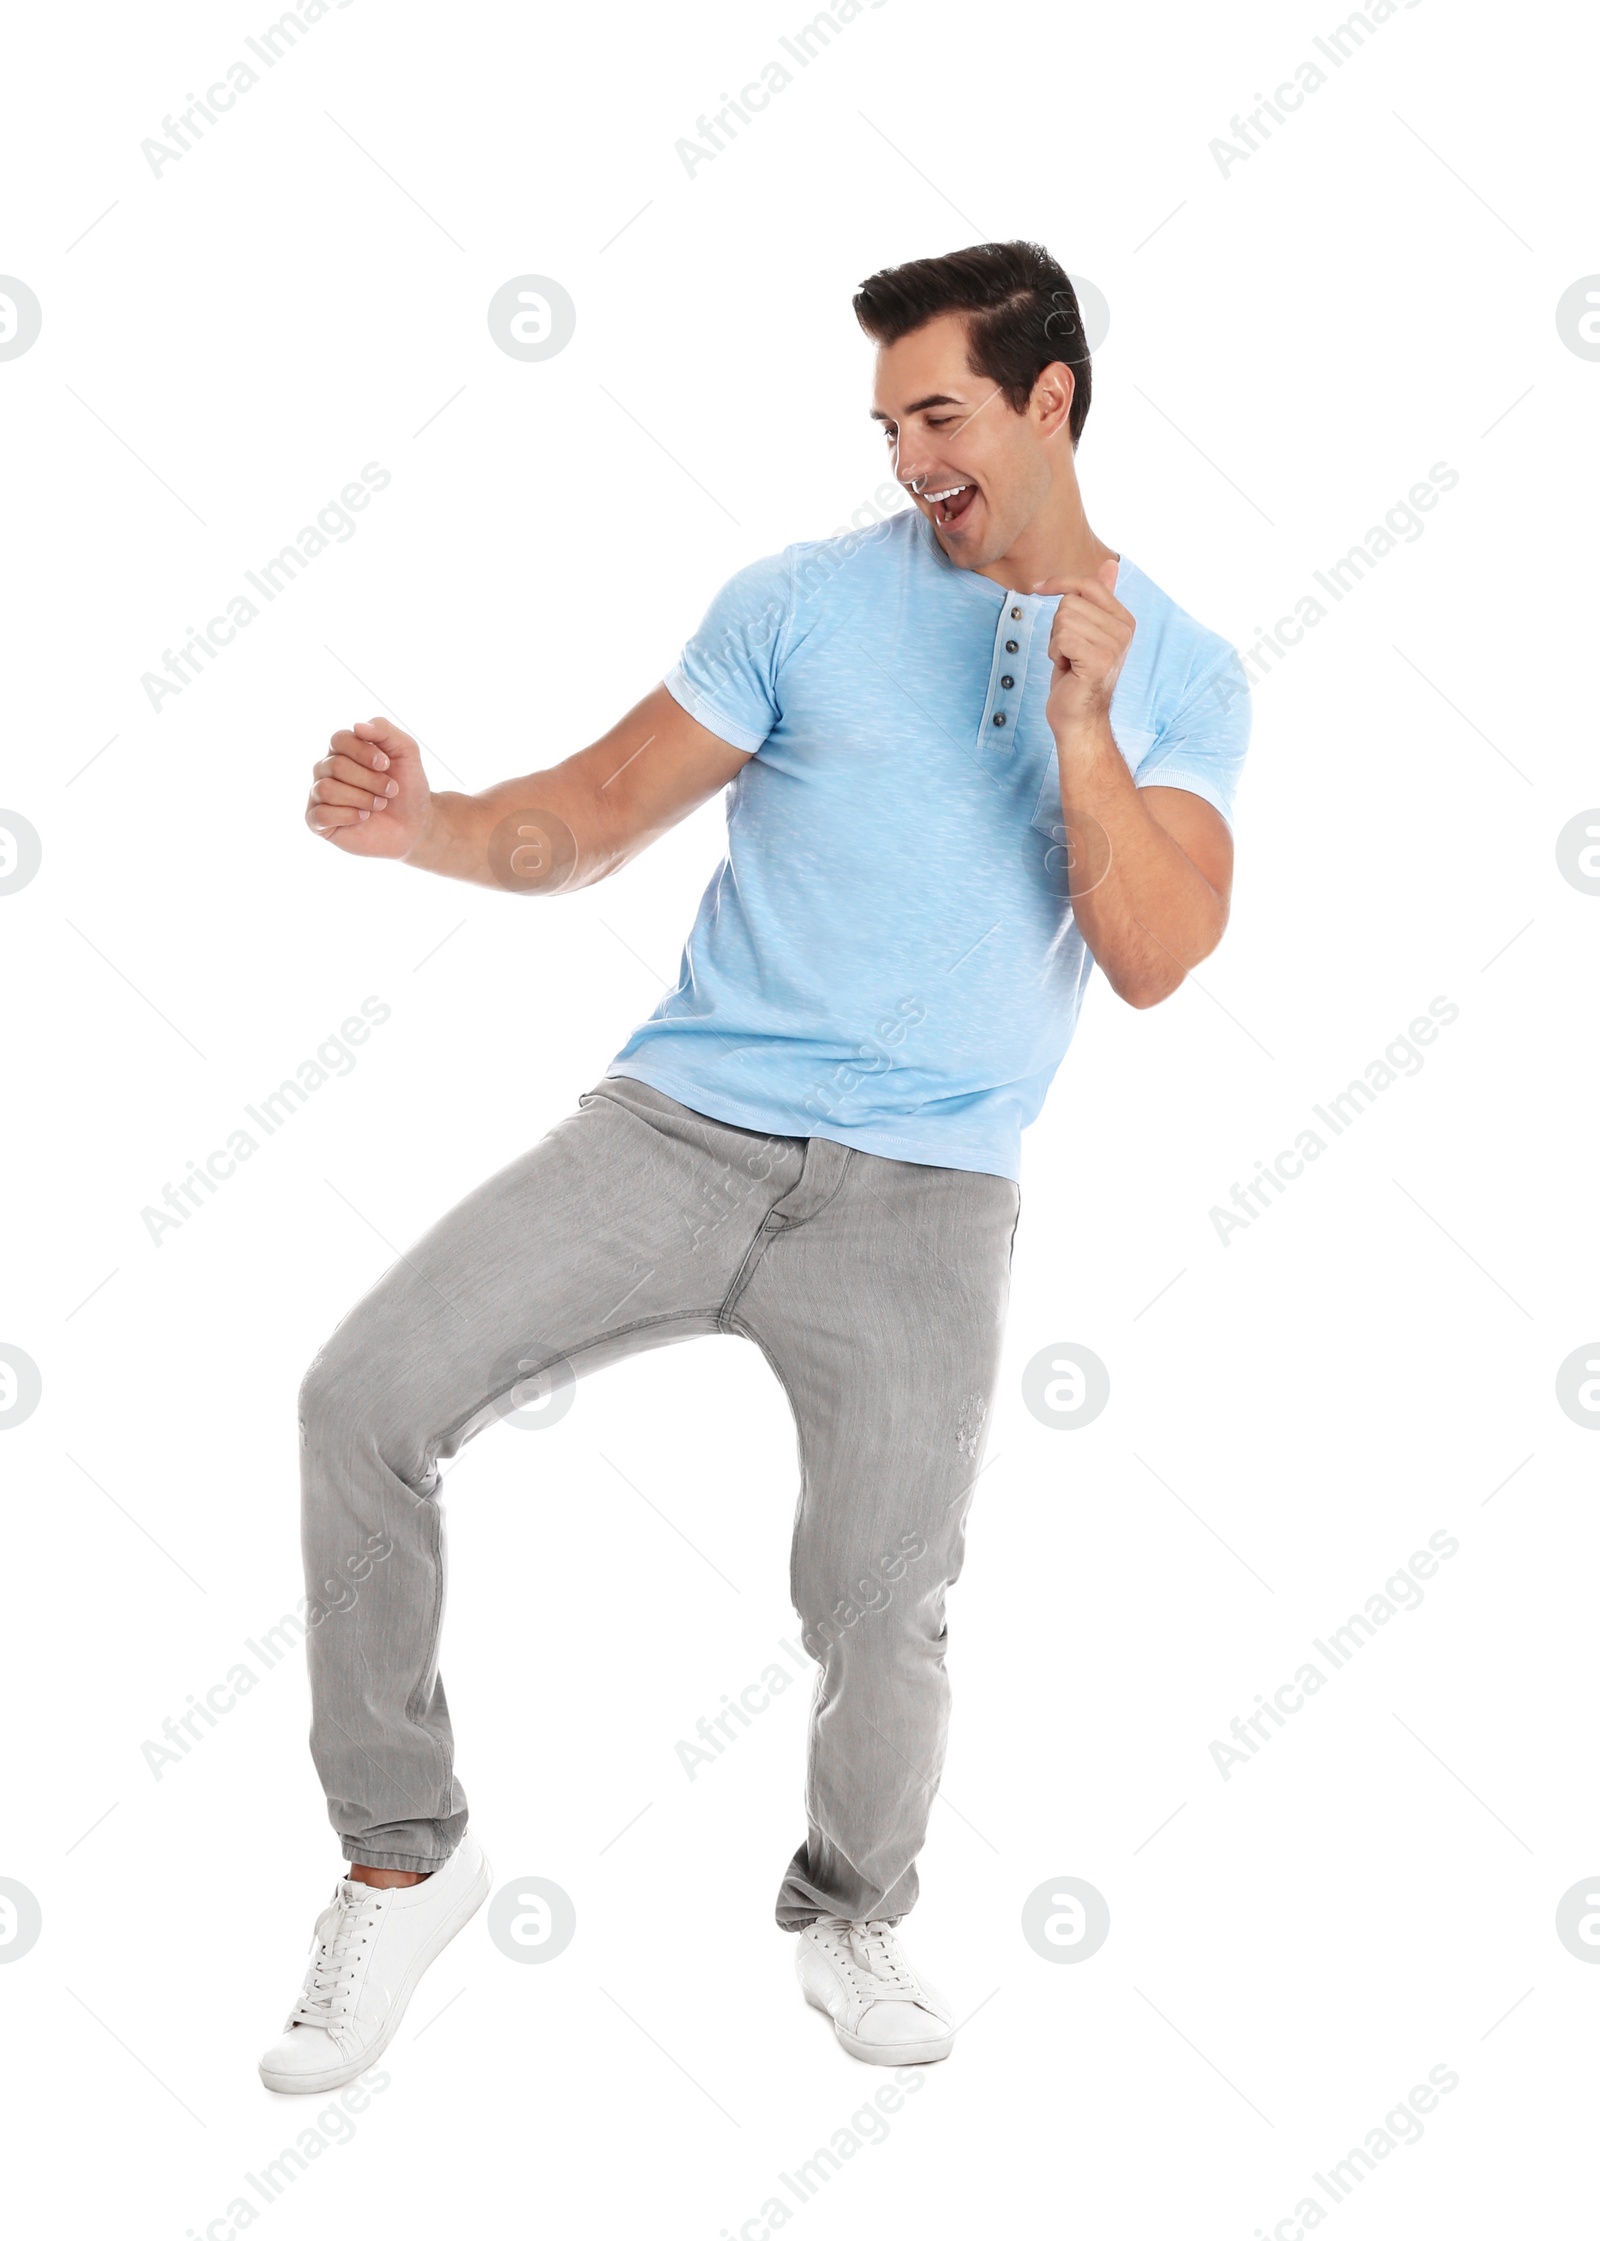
[1096,557,1120,593]
[1033,361,1076,435]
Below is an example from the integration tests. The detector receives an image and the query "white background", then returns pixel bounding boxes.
[2,0,1597,2233]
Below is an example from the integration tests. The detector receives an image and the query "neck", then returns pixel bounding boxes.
[975,473,1117,592]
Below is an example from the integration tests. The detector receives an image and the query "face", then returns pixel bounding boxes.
[870,311,1067,569]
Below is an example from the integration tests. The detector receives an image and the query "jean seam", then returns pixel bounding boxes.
[717,1148,857,1328]
[427,1305,731,1457]
[725,1313,823,1653]
[342,1845,451,1872]
[769,1145,856,1229]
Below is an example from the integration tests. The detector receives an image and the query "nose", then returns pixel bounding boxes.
[886,429,933,495]
[895,451,937,498]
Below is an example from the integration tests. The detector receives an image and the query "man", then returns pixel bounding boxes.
[260,240,1249,2092]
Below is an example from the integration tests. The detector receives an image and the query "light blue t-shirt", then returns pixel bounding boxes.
[607,507,1250,1181]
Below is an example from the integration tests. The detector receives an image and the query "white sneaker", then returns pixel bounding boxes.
[796,1915,955,2066]
[258,1832,492,2093]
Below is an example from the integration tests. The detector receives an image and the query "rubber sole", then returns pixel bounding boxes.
[259,1848,493,2095]
[803,1984,954,2067]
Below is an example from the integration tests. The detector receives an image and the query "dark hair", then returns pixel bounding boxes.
[852,241,1092,445]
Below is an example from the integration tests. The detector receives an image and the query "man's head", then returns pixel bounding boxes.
[856,241,1091,571]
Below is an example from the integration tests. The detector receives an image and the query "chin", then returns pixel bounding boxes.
[934,502,1010,570]
[940,530,1004,572]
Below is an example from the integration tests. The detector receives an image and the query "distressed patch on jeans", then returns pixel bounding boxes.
[955,1394,988,1459]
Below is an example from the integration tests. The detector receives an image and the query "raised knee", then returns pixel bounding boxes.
[298,1327,455,1498]
[298,1337,371,1455]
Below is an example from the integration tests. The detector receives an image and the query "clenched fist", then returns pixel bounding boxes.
[1033,558,1135,736]
[306,718,431,859]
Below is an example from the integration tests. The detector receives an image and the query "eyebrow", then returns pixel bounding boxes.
[868,392,967,424]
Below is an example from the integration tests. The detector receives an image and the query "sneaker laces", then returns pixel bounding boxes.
[826,1916,923,2001]
[288,1882,383,2038]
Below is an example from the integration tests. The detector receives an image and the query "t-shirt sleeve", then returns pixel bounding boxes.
[1133,636,1252,828]
[662,549,794,755]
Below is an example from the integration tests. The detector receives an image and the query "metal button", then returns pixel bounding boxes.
[1010,605,1022,619]
[1005,639,1018,653]
[1000,674,1014,690]
[992,711,1007,727]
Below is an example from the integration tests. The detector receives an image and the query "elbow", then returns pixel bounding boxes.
[1114,967,1185,1010]
[1111,909,1228,1008]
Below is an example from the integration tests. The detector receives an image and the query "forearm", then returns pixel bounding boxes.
[1054,714,1227,1006]
[404,756,623,893]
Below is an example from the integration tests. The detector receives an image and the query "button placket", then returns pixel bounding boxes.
[976,596,1037,754]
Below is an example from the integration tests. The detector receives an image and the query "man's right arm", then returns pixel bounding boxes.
[304,682,752,893]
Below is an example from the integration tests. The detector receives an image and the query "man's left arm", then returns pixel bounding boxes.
[1036,563,1237,1009]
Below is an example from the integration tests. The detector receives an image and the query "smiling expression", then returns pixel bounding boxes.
[869,310,1071,572]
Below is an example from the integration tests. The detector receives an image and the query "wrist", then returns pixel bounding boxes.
[1050,701,1116,755]
[401,790,448,869]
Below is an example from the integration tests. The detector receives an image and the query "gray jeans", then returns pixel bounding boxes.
[298,1075,1019,1927]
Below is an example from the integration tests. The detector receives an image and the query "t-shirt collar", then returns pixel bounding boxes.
[909,505,1125,613]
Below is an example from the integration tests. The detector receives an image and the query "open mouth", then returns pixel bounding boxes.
[920,481,979,527]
